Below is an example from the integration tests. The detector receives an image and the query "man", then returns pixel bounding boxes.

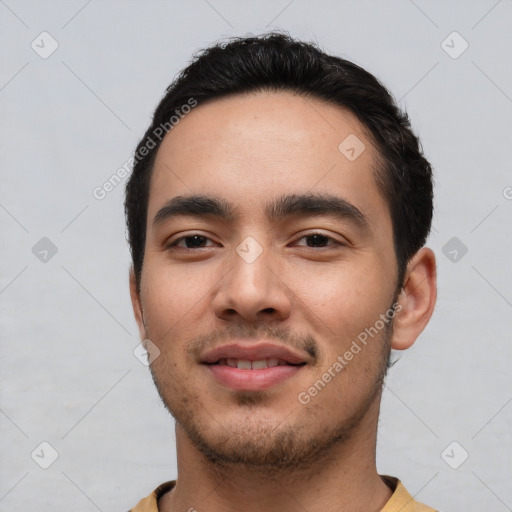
[125,32,437,511]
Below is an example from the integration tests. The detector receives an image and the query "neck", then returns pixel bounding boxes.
[159,398,392,512]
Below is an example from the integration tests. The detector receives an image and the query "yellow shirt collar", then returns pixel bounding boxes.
[129,476,437,511]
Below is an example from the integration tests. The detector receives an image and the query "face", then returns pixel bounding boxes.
[133,91,401,470]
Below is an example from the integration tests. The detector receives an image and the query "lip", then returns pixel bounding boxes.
[200,341,308,365]
[205,364,304,391]
[200,341,309,391]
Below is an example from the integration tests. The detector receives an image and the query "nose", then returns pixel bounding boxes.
[212,242,292,324]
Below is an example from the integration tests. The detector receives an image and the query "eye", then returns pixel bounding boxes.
[294,233,342,248]
[168,234,217,249]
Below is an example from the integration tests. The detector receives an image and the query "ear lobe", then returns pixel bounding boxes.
[129,268,146,340]
[391,247,437,351]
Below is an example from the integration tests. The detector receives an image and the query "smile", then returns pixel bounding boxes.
[212,358,303,369]
[204,360,306,391]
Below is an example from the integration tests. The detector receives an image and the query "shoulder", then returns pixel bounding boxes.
[127,480,176,512]
[381,475,438,512]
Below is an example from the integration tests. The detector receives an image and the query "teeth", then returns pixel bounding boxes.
[217,358,292,369]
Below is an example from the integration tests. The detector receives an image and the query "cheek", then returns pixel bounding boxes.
[286,258,392,346]
[141,261,213,343]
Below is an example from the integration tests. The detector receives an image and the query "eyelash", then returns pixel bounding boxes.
[167,233,344,250]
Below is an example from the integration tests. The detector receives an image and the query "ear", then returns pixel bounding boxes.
[391,247,437,350]
[129,267,146,340]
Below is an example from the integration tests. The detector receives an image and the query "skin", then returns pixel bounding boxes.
[130,91,437,512]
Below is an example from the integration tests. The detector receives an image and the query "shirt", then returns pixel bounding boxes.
[128,476,437,511]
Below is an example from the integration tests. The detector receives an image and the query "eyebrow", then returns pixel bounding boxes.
[152,193,371,232]
[153,195,237,226]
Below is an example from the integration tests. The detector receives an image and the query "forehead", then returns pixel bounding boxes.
[148,91,389,232]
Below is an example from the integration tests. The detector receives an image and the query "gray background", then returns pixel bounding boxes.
[1,1,511,511]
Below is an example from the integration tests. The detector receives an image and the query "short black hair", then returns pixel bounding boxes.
[125,31,433,292]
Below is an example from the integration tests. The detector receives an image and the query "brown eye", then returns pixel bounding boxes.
[295,233,340,248]
[305,234,330,247]
[170,235,214,249]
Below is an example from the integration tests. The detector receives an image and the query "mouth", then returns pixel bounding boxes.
[209,358,306,370]
[204,361,306,391]
[201,342,309,391]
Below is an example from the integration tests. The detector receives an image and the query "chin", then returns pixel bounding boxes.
[173,400,361,473]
